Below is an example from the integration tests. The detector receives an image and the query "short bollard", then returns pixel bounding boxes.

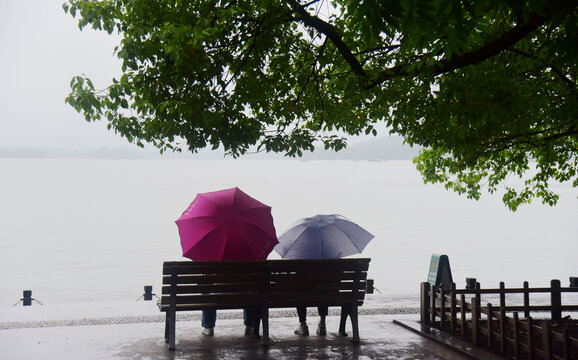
[465,278,477,290]
[23,290,32,306]
[14,290,42,306]
[137,285,158,301]
[143,285,153,301]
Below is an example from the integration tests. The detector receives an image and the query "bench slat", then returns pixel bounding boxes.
[162,285,366,296]
[162,273,263,285]
[163,272,366,285]
[163,282,366,295]
[270,281,365,291]
[161,283,261,295]
[162,259,369,275]
[161,293,262,306]
[269,272,366,282]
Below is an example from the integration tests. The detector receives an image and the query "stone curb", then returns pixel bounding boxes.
[0,307,419,330]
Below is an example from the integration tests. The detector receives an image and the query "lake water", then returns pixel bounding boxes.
[0,159,576,318]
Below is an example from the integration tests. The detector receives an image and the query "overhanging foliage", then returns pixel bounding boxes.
[64,0,577,210]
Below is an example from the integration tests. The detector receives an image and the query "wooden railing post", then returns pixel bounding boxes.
[499,307,506,354]
[431,285,436,325]
[498,282,506,355]
[450,283,457,332]
[460,294,466,336]
[420,282,431,325]
[513,312,520,359]
[475,281,481,319]
[562,325,569,359]
[550,279,562,322]
[528,316,534,360]
[523,281,530,318]
[542,320,552,360]
[487,303,494,350]
[471,297,479,346]
[499,281,505,309]
[440,287,446,329]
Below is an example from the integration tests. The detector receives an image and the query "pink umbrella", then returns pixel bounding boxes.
[175,187,278,260]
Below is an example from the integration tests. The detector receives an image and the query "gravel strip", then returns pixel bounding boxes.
[0,307,419,330]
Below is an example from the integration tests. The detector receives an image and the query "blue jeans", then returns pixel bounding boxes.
[202,309,216,328]
[243,307,260,327]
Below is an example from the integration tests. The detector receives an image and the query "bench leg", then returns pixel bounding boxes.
[167,310,176,350]
[261,306,270,346]
[350,305,360,344]
[339,305,349,335]
[164,313,169,343]
[253,307,262,338]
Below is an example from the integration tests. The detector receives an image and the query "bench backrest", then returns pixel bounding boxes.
[160,258,370,311]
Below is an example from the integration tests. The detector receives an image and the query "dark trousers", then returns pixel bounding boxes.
[296,306,328,323]
[243,306,260,327]
[296,306,351,334]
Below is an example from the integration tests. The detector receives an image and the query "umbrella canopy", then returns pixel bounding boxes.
[274,214,374,259]
[175,187,278,261]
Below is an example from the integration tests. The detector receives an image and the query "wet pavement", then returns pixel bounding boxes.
[1,312,502,359]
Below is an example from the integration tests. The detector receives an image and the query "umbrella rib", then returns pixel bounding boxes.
[243,222,278,259]
[333,220,374,253]
[348,229,365,253]
[282,226,320,259]
[277,225,309,257]
[281,238,302,257]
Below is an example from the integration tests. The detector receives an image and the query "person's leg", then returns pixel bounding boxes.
[338,305,349,336]
[201,309,216,335]
[318,306,328,319]
[317,306,328,335]
[296,307,307,323]
[243,308,252,326]
[243,307,260,336]
[294,307,309,335]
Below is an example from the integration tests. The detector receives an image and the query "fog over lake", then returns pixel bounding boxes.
[0,159,576,318]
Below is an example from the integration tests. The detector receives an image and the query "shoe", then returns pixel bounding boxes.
[338,330,348,337]
[244,326,254,336]
[316,323,327,336]
[294,324,309,336]
[202,327,214,336]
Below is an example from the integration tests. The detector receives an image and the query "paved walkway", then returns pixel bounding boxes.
[1,313,498,359]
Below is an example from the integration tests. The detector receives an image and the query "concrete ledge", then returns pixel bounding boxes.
[1,307,420,330]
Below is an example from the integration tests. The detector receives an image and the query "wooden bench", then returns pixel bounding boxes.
[159,258,370,349]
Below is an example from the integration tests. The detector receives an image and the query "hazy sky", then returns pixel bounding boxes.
[0,0,130,150]
[0,1,381,153]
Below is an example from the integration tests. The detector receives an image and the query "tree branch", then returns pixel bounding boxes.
[366,12,547,89]
[290,0,366,78]
[294,37,328,107]
[484,123,578,155]
[354,44,401,57]
[507,48,576,92]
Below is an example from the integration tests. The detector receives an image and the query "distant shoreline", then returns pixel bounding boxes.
[0,136,420,161]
